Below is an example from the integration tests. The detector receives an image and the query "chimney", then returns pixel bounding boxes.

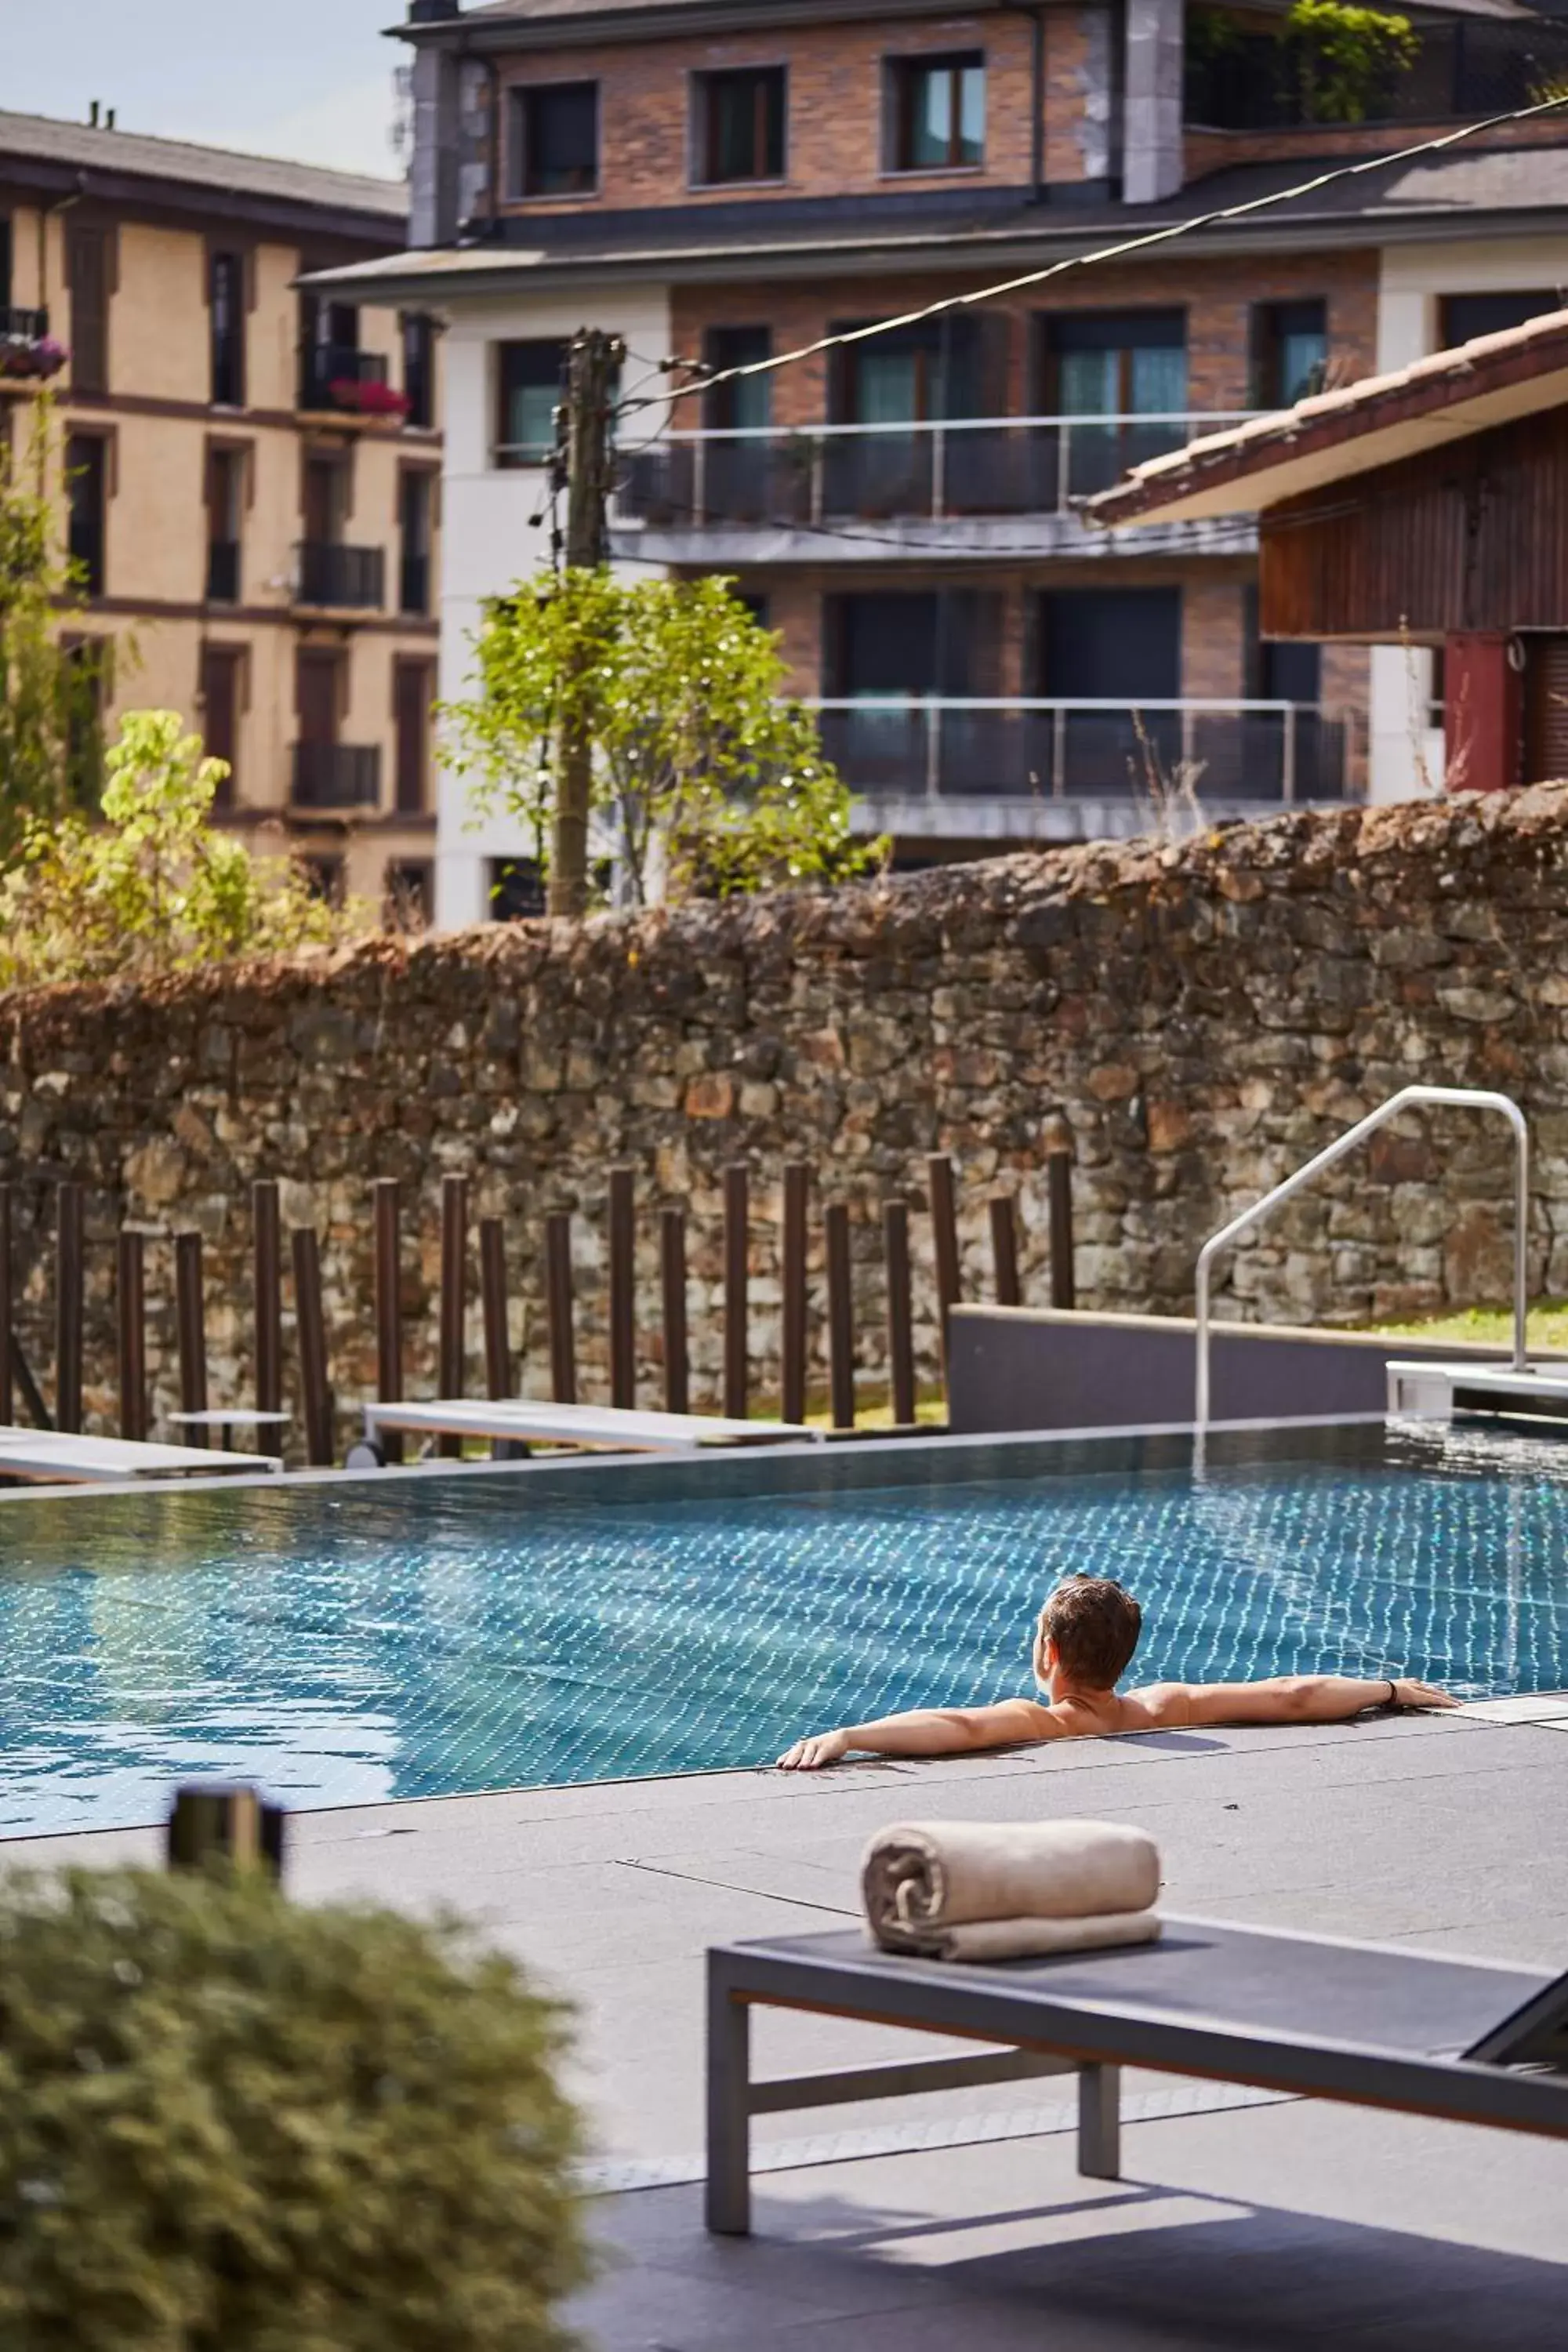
[106,107,117,129]
[89,99,100,127]
[408,1,460,18]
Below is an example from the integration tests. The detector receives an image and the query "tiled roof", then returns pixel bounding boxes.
[0,110,408,221]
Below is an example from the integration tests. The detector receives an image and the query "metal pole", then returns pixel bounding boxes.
[781,1162,809,1426]
[437,1172,468,1456]
[55,1181,84,1435]
[372,1178,403,1462]
[544,1211,577,1404]
[1283,702,1298,804]
[608,1165,636,1410]
[724,1163,749,1421]
[1193,1084,1530,1430]
[117,1228,147,1443]
[825,1200,855,1432]
[884,1199,916,1429]
[660,1206,689,1416]
[253,1179,282,1418]
[175,1232,208,1445]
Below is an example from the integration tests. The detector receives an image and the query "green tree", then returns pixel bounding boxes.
[1284,0,1419,123]
[443,568,883,908]
[0,709,366,989]
[0,398,109,861]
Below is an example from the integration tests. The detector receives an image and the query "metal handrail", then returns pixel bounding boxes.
[1194,1085,1530,1430]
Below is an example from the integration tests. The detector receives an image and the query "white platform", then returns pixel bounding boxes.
[359,1398,822,1455]
[0,1425,283,1485]
[1386,1359,1568,1423]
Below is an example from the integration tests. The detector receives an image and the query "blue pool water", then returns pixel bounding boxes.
[0,1425,1565,1836]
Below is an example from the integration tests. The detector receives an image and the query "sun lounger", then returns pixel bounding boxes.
[0,1425,282,1486]
[705,1917,1568,2234]
[352,1397,822,1463]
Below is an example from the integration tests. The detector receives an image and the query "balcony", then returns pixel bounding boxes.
[818,699,1356,833]
[291,742,381,811]
[206,539,241,604]
[298,344,410,424]
[0,306,66,390]
[612,416,1258,562]
[1185,9,1568,132]
[294,540,384,611]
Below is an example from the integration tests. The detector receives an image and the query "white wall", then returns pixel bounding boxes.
[1369,234,1568,803]
[434,283,673,927]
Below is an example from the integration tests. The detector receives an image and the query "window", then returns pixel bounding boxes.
[198,645,245,810]
[385,859,434,931]
[1043,310,1187,416]
[209,250,246,407]
[394,659,433,812]
[60,637,109,804]
[489,856,547,920]
[888,52,984,172]
[399,470,434,615]
[67,223,111,393]
[1251,299,1327,408]
[825,590,1001,698]
[695,67,785,185]
[496,339,566,466]
[830,316,989,424]
[703,325,772,433]
[205,445,245,603]
[303,855,346,906]
[66,433,108,597]
[1439,291,1559,350]
[299,293,364,408]
[511,82,599,198]
[402,312,436,429]
[1037,586,1181,699]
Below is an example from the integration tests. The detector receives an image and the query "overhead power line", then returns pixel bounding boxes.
[628,92,1568,415]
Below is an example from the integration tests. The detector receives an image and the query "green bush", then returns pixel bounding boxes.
[0,1868,588,2352]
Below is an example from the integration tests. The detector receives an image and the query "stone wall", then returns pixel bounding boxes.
[4,786,1567,1453]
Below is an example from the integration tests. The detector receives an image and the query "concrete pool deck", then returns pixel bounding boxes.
[13,1697,1568,2349]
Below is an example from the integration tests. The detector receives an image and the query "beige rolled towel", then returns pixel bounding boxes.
[862,1818,1162,1962]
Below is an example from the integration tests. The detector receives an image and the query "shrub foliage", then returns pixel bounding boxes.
[0,1867,589,2352]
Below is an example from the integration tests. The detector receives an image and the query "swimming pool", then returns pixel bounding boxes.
[0,1420,1564,1836]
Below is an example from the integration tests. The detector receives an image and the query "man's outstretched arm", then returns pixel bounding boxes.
[1146,1674,1456,1730]
[777,1697,1061,1770]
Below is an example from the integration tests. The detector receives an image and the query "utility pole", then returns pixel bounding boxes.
[551,325,625,918]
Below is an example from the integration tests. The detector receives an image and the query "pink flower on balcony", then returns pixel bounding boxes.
[0,335,67,382]
[328,376,412,420]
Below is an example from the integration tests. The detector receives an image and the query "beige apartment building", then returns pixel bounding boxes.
[0,110,441,916]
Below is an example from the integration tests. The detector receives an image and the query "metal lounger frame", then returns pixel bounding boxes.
[705,1917,1568,2236]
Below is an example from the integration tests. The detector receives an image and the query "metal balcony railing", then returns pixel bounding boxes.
[294,540,384,609]
[0,306,49,341]
[291,742,381,811]
[813,699,1354,804]
[299,343,390,412]
[1186,13,1568,130]
[616,414,1259,528]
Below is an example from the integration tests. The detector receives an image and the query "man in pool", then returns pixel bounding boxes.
[776,1573,1456,1769]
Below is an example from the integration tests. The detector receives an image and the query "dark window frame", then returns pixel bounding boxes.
[510,80,601,200]
[692,64,787,187]
[401,310,437,429]
[67,221,114,394]
[393,656,435,814]
[65,429,111,598]
[209,248,247,408]
[885,49,986,175]
[198,641,248,810]
[495,337,568,466]
[1037,308,1188,414]
[1250,297,1328,408]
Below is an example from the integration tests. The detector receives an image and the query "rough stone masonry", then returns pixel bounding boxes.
[3,786,1566,1449]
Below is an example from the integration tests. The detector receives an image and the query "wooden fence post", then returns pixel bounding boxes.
[660,1207,688,1416]
[479,1216,512,1400]
[1048,1149,1076,1311]
[290,1226,334,1468]
[174,1231,209,1446]
[781,1161,808,1428]
[0,1181,13,1429]
[117,1229,147,1443]
[989,1193,1022,1308]
[883,1198,916,1429]
[437,1174,469,1457]
[55,1181,84,1435]
[926,1153,961,1370]
[253,1180,283,1419]
[608,1166,636,1410]
[544,1212,577,1404]
[825,1201,855,1434]
[372,1178,403,1462]
[723,1163,749,1420]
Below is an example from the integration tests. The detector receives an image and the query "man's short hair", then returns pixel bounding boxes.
[1034,1575,1142,1690]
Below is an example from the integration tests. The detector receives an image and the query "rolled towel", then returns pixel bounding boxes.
[862,1818,1162,1962]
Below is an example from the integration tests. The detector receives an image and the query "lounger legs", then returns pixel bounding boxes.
[1077,2062,1121,2180]
[706,1967,752,2235]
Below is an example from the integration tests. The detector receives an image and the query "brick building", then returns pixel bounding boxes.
[310,0,1568,924]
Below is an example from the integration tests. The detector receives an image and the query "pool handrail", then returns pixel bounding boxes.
[1194,1085,1529,1431]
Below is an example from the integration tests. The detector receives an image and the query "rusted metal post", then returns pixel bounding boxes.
[781,1161,808,1428]
[1048,1149,1076,1311]
[55,1181,84,1435]
[660,1206,688,1416]
[480,1216,512,1399]
[989,1192,1022,1308]
[0,1181,13,1428]
[117,1229,147,1443]
[372,1178,403,1462]
[926,1153,961,1368]
[253,1180,282,1419]
[723,1163,748,1420]
[884,1198,916,1429]
[174,1231,209,1445]
[825,1201,855,1433]
[290,1226,334,1467]
[544,1211,577,1404]
[437,1173,469,1457]
[608,1166,636,1410]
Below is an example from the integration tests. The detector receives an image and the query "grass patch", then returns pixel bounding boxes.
[1364,1301,1568,1353]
